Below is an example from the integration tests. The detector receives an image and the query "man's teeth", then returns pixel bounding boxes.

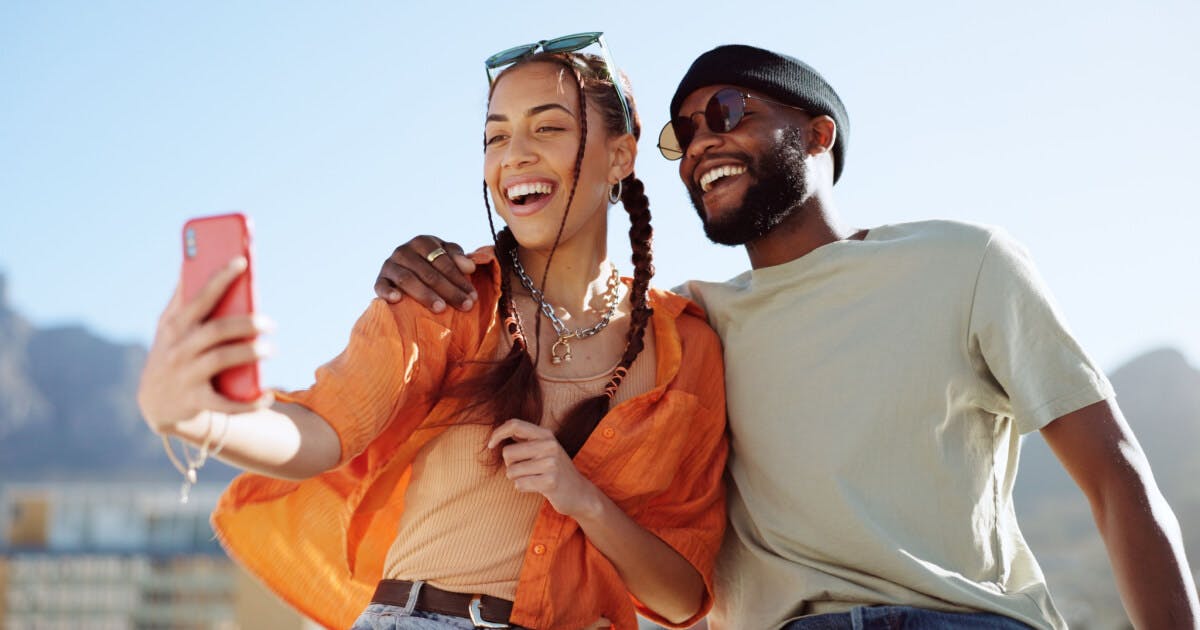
[699,165,747,192]
[506,182,553,200]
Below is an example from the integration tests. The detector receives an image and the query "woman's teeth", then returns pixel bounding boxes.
[699,165,747,192]
[506,182,553,204]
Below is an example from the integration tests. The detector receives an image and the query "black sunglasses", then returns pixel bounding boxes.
[658,88,808,160]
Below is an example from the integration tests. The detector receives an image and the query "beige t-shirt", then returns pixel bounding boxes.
[682,221,1112,630]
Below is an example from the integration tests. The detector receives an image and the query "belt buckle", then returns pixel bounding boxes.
[468,595,509,629]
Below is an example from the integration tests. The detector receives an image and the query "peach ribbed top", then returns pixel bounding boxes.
[382,333,656,601]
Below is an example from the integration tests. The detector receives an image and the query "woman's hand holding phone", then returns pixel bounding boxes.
[137,256,274,436]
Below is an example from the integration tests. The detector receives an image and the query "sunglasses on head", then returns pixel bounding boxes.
[485,31,633,135]
[657,88,808,160]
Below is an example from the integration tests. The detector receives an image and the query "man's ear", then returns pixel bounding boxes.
[806,115,837,157]
[608,132,638,182]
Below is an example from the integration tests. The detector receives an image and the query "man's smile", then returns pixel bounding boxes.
[698,164,747,193]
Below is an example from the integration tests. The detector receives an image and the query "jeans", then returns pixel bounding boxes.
[350,602,494,630]
[781,605,1033,630]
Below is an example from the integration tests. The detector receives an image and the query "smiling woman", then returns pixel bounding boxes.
[136,33,729,630]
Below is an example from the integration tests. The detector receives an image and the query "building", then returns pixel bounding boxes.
[1,482,313,630]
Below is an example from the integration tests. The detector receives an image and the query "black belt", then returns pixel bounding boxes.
[371,579,514,628]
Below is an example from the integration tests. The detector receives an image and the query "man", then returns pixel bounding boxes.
[372,45,1198,629]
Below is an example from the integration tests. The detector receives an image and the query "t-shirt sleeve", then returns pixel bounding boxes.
[275,298,455,464]
[670,281,694,300]
[966,229,1114,434]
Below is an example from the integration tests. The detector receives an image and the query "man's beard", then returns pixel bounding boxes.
[688,127,810,246]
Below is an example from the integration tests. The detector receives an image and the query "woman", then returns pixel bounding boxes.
[137,33,726,630]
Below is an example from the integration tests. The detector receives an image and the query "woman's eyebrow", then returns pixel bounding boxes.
[486,103,576,123]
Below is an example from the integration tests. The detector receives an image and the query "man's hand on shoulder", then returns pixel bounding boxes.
[374,235,485,313]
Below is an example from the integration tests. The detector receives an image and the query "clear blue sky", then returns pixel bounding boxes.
[2,1,1198,390]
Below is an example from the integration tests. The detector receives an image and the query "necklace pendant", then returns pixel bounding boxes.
[551,336,573,365]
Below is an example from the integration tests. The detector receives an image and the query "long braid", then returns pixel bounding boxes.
[531,57,589,369]
[453,50,658,460]
[554,174,654,457]
[606,174,654,397]
[483,180,525,353]
[447,182,541,440]
[449,57,589,462]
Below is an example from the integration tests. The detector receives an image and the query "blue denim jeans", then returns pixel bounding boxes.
[350,602,492,629]
[781,605,1033,629]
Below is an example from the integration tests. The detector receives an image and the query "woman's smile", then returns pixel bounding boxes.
[503,176,558,217]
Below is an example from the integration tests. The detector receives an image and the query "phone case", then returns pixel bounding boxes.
[181,213,262,402]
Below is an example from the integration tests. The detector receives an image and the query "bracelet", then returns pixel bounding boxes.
[209,412,231,458]
[161,434,188,477]
[160,411,221,504]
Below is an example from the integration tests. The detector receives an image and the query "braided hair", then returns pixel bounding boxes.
[453,51,655,459]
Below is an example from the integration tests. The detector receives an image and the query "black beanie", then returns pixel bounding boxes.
[670,44,849,184]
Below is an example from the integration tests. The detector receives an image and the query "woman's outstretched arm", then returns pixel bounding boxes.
[153,402,341,481]
[138,256,341,480]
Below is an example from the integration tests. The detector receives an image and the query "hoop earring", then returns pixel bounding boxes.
[608,181,623,204]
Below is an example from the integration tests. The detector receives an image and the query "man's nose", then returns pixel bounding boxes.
[685,112,724,159]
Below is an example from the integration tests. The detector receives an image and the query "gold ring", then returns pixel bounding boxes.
[425,247,448,264]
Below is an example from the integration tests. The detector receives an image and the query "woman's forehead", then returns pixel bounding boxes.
[488,62,579,114]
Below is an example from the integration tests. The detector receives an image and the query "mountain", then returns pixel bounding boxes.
[0,274,50,438]
[0,272,235,481]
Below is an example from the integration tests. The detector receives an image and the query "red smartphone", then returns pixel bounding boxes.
[181,213,262,402]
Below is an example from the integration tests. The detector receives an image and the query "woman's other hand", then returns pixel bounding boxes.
[488,418,602,519]
[138,256,274,434]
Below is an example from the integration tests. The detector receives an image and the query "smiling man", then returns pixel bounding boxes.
[656,45,1199,630]
[373,44,1198,630]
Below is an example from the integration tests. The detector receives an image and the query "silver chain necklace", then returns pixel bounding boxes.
[510,249,622,365]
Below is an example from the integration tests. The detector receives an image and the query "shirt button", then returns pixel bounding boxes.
[532,544,547,555]
[601,428,616,439]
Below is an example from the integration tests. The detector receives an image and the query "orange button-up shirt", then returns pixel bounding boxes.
[211,261,728,630]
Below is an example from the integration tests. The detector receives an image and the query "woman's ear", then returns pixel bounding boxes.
[607,132,638,183]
